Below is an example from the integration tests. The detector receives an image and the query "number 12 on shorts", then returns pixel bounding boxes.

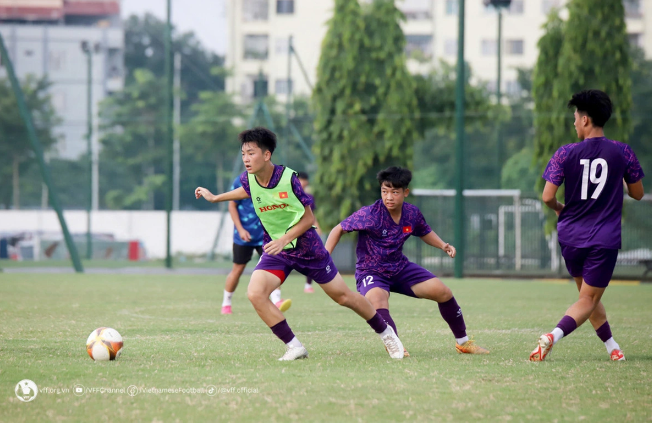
[580,158,608,200]
[362,275,374,287]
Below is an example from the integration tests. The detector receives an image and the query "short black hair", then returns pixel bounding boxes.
[567,90,612,128]
[297,171,309,180]
[377,166,412,190]
[239,127,277,155]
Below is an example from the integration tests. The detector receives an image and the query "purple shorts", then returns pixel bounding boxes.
[254,252,338,285]
[560,245,619,288]
[356,262,436,298]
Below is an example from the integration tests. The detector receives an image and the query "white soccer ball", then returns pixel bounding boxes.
[86,327,123,361]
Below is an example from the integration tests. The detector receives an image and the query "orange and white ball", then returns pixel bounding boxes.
[86,327,123,361]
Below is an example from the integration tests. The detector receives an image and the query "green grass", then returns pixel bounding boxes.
[1,274,651,422]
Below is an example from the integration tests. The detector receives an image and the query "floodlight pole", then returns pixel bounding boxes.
[496,8,503,187]
[454,0,466,279]
[0,33,84,273]
[81,41,96,260]
[284,36,292,166]
[164,0,174,268]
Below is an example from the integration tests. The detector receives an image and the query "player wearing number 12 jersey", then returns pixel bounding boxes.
[530,90,645,362]
[326,167,489,356]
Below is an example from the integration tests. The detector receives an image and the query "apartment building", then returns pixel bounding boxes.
[0,0,124,160]
[227,0,652,102]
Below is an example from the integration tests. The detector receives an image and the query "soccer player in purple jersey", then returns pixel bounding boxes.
[195,127,404,361]
[325,167,490,356]
[530,90,645,362]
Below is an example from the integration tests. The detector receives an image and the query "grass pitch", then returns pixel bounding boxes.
[1,273,651,422]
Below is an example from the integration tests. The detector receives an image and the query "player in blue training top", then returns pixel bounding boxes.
[297,171,322,293]
[530,90,645,362]
[196,127,405,361]
[221,176,291,315]
[326,166,490,356]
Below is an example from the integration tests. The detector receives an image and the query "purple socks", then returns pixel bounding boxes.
[595,321,612,342]
[438,297,467,339]
[270,319,295,344]
[556,315,578,336]
[377,308,398,336]
[366,312,389,334]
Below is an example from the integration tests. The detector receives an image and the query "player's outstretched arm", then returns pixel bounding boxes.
[324,224,346,254]
[263,206,315,255]
[542,182,564,216]
[625,180,645,201]
[195,186,248,203]
[420,231,456,258]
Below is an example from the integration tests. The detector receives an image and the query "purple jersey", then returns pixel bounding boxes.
[306,193,316,211]
[340,200,432,279]
[239,165,325,266]
[543,137,644,249]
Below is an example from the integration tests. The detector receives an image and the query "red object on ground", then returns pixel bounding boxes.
[128,241,139,261]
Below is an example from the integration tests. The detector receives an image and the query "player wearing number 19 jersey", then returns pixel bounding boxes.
[530,90,645,362]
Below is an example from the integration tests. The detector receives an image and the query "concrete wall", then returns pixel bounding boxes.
[0,210,233,259]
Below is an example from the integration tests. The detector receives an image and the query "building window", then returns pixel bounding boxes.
[254,77,268,98]
[628,33,642,47]
[241,74,269,100]
[506,39,524,55]
[624,0,641,18]
[277,0,294,14]
[275,79,293,95]
[244,34,269,60]
[541,0,561,14]
[505,80,521,96]
[275,38,290,55]
[445,0,458,15]
[400,0,432,20]
[48,51,66,71]
[243,0,268,21]
[508,0,524,14]
[444,39,457,56]
[405,35,433,60]
[481,39,497,56]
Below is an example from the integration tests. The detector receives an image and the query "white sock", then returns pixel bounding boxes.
[456,336,469,345]
[270,289,282,304]
[604,337,620,354]
[304,282,312,289]
[551,327,564,344]
[222,290,233,307]
[379,326,394,338]
[287,336,302,349]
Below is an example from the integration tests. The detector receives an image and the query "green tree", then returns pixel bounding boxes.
[98,69,167,210]
[0,76,60,209]
[312,0,418,227]
[532,10,565,178]
[535,0,632,171]
[629,46,652,177]
[411,62,495,189]
[180,90,244,209]
[124,13,225,113]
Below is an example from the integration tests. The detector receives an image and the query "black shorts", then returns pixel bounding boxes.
[233,243,263,265]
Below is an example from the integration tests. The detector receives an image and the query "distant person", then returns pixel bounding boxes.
[530,90,645,362]
[221,176,291,315]
[297,171,322,293]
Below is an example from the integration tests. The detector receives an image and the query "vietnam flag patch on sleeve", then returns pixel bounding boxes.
[403,226,412,234]
[279,192,289,199]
